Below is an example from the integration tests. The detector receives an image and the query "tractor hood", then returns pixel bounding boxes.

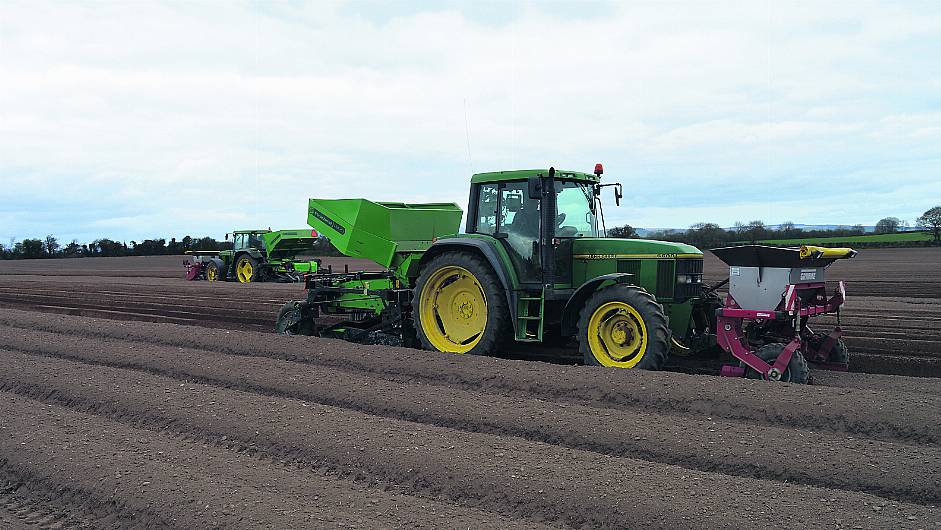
[572,238,703,259]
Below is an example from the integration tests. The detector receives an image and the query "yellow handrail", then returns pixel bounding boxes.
[799,245,857,260]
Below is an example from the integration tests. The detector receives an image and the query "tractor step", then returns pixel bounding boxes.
[515,291,544,342]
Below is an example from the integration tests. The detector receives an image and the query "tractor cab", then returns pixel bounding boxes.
[466,167,607,291]
[230,230,270,251]
[465,165,700,296]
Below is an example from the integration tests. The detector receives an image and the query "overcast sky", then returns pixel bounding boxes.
[2,0,940,244]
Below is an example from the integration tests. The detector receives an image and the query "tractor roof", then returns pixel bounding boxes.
[232,229,272,234]
[470,168,600,185]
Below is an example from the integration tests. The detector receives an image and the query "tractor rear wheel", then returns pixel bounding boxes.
[236,256,259,283]
[743,343,810,384]
[413,252,509,355]
[578,284,671,369]
[206,261,223,282]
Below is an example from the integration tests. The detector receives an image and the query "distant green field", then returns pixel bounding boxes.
[758,231,932,245]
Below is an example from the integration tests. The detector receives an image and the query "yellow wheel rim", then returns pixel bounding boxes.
[206,265,218,282]
[418,265,487,353]
[236,259,253,283]
[587,301,648,368]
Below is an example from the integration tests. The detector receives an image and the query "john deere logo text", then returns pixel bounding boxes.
[311,208,345,235]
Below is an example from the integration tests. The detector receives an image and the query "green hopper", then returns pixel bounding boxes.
[307,198,463,273]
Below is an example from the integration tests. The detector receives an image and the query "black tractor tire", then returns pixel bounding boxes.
[808,332,850,365]
[413,251,510,356]
[235,255,260,283]
[206,260,224,282]
[577,284,671,370]
[743,342,810,384]
[256,262,271,283]
[276,302,316,336]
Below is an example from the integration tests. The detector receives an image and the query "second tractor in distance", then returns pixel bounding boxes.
[185,229,320,283]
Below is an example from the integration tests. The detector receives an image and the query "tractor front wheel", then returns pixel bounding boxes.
[578,284,671,369]
[236,256,259,283]
[413,252,509,356]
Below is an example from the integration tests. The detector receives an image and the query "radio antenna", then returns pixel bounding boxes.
[463,98,474,174]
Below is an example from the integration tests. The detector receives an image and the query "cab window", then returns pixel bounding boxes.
[555,181,598,238]
[500,182,539,244]
[476,184,498,234]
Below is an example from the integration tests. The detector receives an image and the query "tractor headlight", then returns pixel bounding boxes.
[677,274,702,285]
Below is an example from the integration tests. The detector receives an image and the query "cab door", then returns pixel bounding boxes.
[472,181,543,286]
[551,180,600,288]
[232,233,247,250]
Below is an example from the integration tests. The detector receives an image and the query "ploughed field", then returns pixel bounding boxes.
[1,249,939,377]
[0,249,939,527]
[1,309,940,528]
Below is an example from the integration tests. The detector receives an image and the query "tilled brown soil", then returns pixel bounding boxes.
[0,277,938,377]
[0,309,938,528]
[0,255,380,278]
[0,392,538,529]
[1,249,939,526]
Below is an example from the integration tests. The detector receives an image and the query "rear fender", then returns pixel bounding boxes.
[560,273,635,336]
[418,238,519,333]
[238,249,265,261]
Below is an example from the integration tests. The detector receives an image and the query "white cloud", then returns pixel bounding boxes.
[1,0,940,243]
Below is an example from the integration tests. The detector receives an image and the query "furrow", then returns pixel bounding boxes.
[0,456,171,529]
[0,355,936,528]
[0,311,937,444]
[2,344,940,505]
[812,370,941,397]
[0,391,541,529]
[849,351,941,378]
[0,293,270,324]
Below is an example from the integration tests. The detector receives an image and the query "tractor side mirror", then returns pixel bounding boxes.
[614,184,623,206]
[528,176,542,199]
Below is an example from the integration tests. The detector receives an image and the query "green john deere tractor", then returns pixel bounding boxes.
[185,229,320,283]
[277,165,711,369]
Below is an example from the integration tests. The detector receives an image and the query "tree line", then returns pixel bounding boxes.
[608,206,941,249]
[0,235,231,260]
[1,234,343,260]
[4,207,939,260]
[611,222,869,249]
